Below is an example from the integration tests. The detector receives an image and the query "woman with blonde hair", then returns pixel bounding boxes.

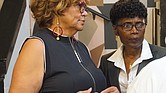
[9,0,107,92]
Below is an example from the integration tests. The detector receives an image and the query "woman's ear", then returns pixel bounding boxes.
[113,25,119,36]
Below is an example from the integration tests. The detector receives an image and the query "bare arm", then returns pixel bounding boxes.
[9,39,45,93]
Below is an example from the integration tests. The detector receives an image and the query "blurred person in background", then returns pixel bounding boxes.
[127,56,166,93]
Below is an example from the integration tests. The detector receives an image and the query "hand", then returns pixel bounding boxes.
[77,87,92,93]
[101,86,120,93]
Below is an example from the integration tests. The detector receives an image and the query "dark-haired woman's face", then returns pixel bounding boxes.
[115,17,146,48]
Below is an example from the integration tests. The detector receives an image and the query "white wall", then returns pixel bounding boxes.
[104,0,118,3]
[104,0,147,6]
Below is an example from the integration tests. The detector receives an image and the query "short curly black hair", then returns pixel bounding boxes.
[110,0,147,25]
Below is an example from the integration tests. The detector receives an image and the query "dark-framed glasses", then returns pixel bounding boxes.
[78,1,89,13]
[117,22,147,31]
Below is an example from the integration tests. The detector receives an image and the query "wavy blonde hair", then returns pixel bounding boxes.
[30,0,84,28]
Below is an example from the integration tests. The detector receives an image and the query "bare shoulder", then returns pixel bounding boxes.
[9,38,45,93]
[22,38,44,51]
[17,38,45,62]
[15,38,45,74]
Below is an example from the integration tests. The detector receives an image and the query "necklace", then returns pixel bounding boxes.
[69,37,82,63]
[48,28,63,40]
[68,37,97,92]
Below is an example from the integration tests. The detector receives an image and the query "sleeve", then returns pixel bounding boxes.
[99,55,108,75]
[127,64,154,93]
[127,56,166,93]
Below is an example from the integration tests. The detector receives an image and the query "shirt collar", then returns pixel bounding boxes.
[107,39,153,68]
[140,39,153,60]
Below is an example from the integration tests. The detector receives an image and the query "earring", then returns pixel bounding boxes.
[52,18,63,40]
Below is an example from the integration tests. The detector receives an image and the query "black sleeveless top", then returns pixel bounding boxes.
[32,28,106,93]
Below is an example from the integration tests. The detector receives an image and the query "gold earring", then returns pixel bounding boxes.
[52,18,63,40]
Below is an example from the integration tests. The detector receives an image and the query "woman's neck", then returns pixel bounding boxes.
[123,46,142,75]
[48,27,77,37]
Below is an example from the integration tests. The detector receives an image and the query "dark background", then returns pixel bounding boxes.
[0,0,26,92]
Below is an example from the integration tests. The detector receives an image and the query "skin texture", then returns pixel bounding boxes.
[53,4,88,37]
[101,86,120,93]
[114,17,145,50]
[114,17,145,74]
[9,39,45,93]
[78,86,120,93]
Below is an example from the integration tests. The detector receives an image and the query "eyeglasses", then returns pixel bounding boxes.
[117,22,147,31]
[78,1,89,13]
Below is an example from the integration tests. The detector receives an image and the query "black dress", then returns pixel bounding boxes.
[31,28,106,93]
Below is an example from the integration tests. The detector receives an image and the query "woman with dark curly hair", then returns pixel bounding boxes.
[99,0,166,93]
[9,0,108,93]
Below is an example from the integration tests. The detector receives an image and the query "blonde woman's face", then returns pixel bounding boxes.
[59,0,88,33]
